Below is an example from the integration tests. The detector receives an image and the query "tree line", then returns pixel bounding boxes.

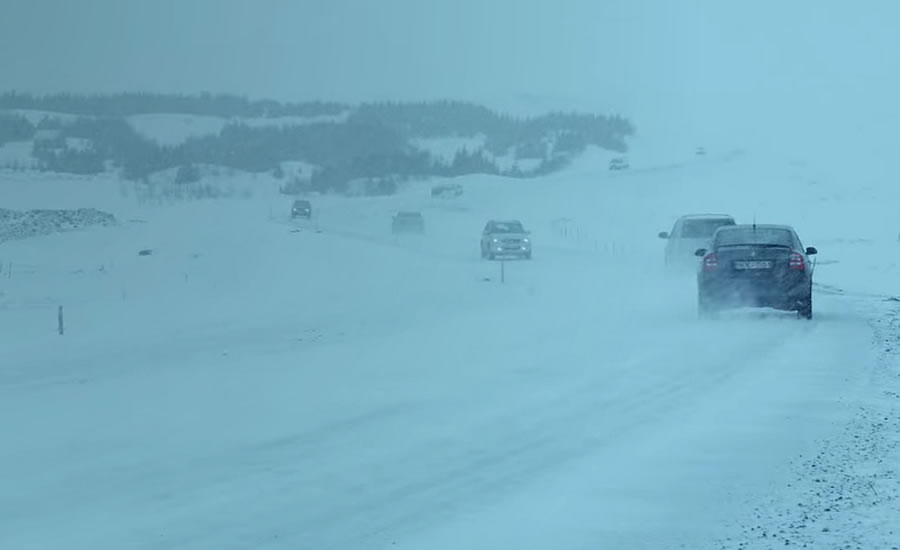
[0,93,636,193]
[0,91,346,118]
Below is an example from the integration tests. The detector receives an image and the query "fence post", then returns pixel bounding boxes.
[500,260,505,284]
[58,305,64,336]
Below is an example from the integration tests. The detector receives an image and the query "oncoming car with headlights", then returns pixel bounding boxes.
[480,220,532,260]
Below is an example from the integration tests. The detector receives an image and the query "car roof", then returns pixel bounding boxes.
[678,213,734,220]
[397,210,422,216]
[717,223,794,232]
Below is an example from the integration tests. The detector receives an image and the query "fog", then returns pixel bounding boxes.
[4,2,900,548]
[4,0,900,156]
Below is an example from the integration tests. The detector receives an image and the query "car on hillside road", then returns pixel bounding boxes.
[481,220,532,260]
[431,183,464,198]
[659,214,736,270]
[609,157,629,171]
[695,223,817,319]
[291,199,312,220]
[392,211,425,234]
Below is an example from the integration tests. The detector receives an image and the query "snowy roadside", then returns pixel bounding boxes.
[722,299,900,549]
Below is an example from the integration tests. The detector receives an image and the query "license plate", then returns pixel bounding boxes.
[734,260,772,270]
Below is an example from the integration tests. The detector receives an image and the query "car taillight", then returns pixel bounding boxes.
[789,251,805,271]
[702,252,718,271]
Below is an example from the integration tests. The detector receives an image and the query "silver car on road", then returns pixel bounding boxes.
[659,214,736,270]
[481,220,532,260]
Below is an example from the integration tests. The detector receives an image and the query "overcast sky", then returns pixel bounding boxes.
[2,0,900,153]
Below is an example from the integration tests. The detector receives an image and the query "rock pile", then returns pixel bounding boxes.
[0,207,117,242]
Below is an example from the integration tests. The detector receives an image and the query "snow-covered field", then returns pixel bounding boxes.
[2,145,899,549]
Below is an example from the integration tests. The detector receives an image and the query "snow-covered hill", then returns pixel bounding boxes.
[126,111,351,146]
[1,143,899,550]
[0,105,602,187]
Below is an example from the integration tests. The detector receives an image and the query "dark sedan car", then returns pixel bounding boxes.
[392,211,425,234]
[291,199,312,219]
[695,224,817,319]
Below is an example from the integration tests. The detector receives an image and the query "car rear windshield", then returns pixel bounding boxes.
[681,219,734,238]
[492,222,524,233]
[715,227,793,247]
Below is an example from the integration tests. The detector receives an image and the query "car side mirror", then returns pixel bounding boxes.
[658,231,669,239]
[695,248,707,257]
[806,246,817,255]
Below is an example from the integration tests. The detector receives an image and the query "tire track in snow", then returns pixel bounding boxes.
[298,326,810,549]
[123,320,812,550]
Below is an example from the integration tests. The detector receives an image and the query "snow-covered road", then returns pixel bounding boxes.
[0,246,881,550]
[2,151,899,549]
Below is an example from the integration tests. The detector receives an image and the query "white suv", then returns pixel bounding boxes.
[659,214,735,269]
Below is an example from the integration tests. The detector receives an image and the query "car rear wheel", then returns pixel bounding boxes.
[797,294,812,320]
[697,291,719,320]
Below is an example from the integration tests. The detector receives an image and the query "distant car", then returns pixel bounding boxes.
[695,224,817,319]
[432,183,464,198]
[392,211,425,234]
[695,146,707,156]
[659,214,736,269]
[291,199,312,219]
[481,220,532,260]
[609,157,629,171]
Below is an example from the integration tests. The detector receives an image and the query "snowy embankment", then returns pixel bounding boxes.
[0,207,116,242]
[1,147,899,549]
